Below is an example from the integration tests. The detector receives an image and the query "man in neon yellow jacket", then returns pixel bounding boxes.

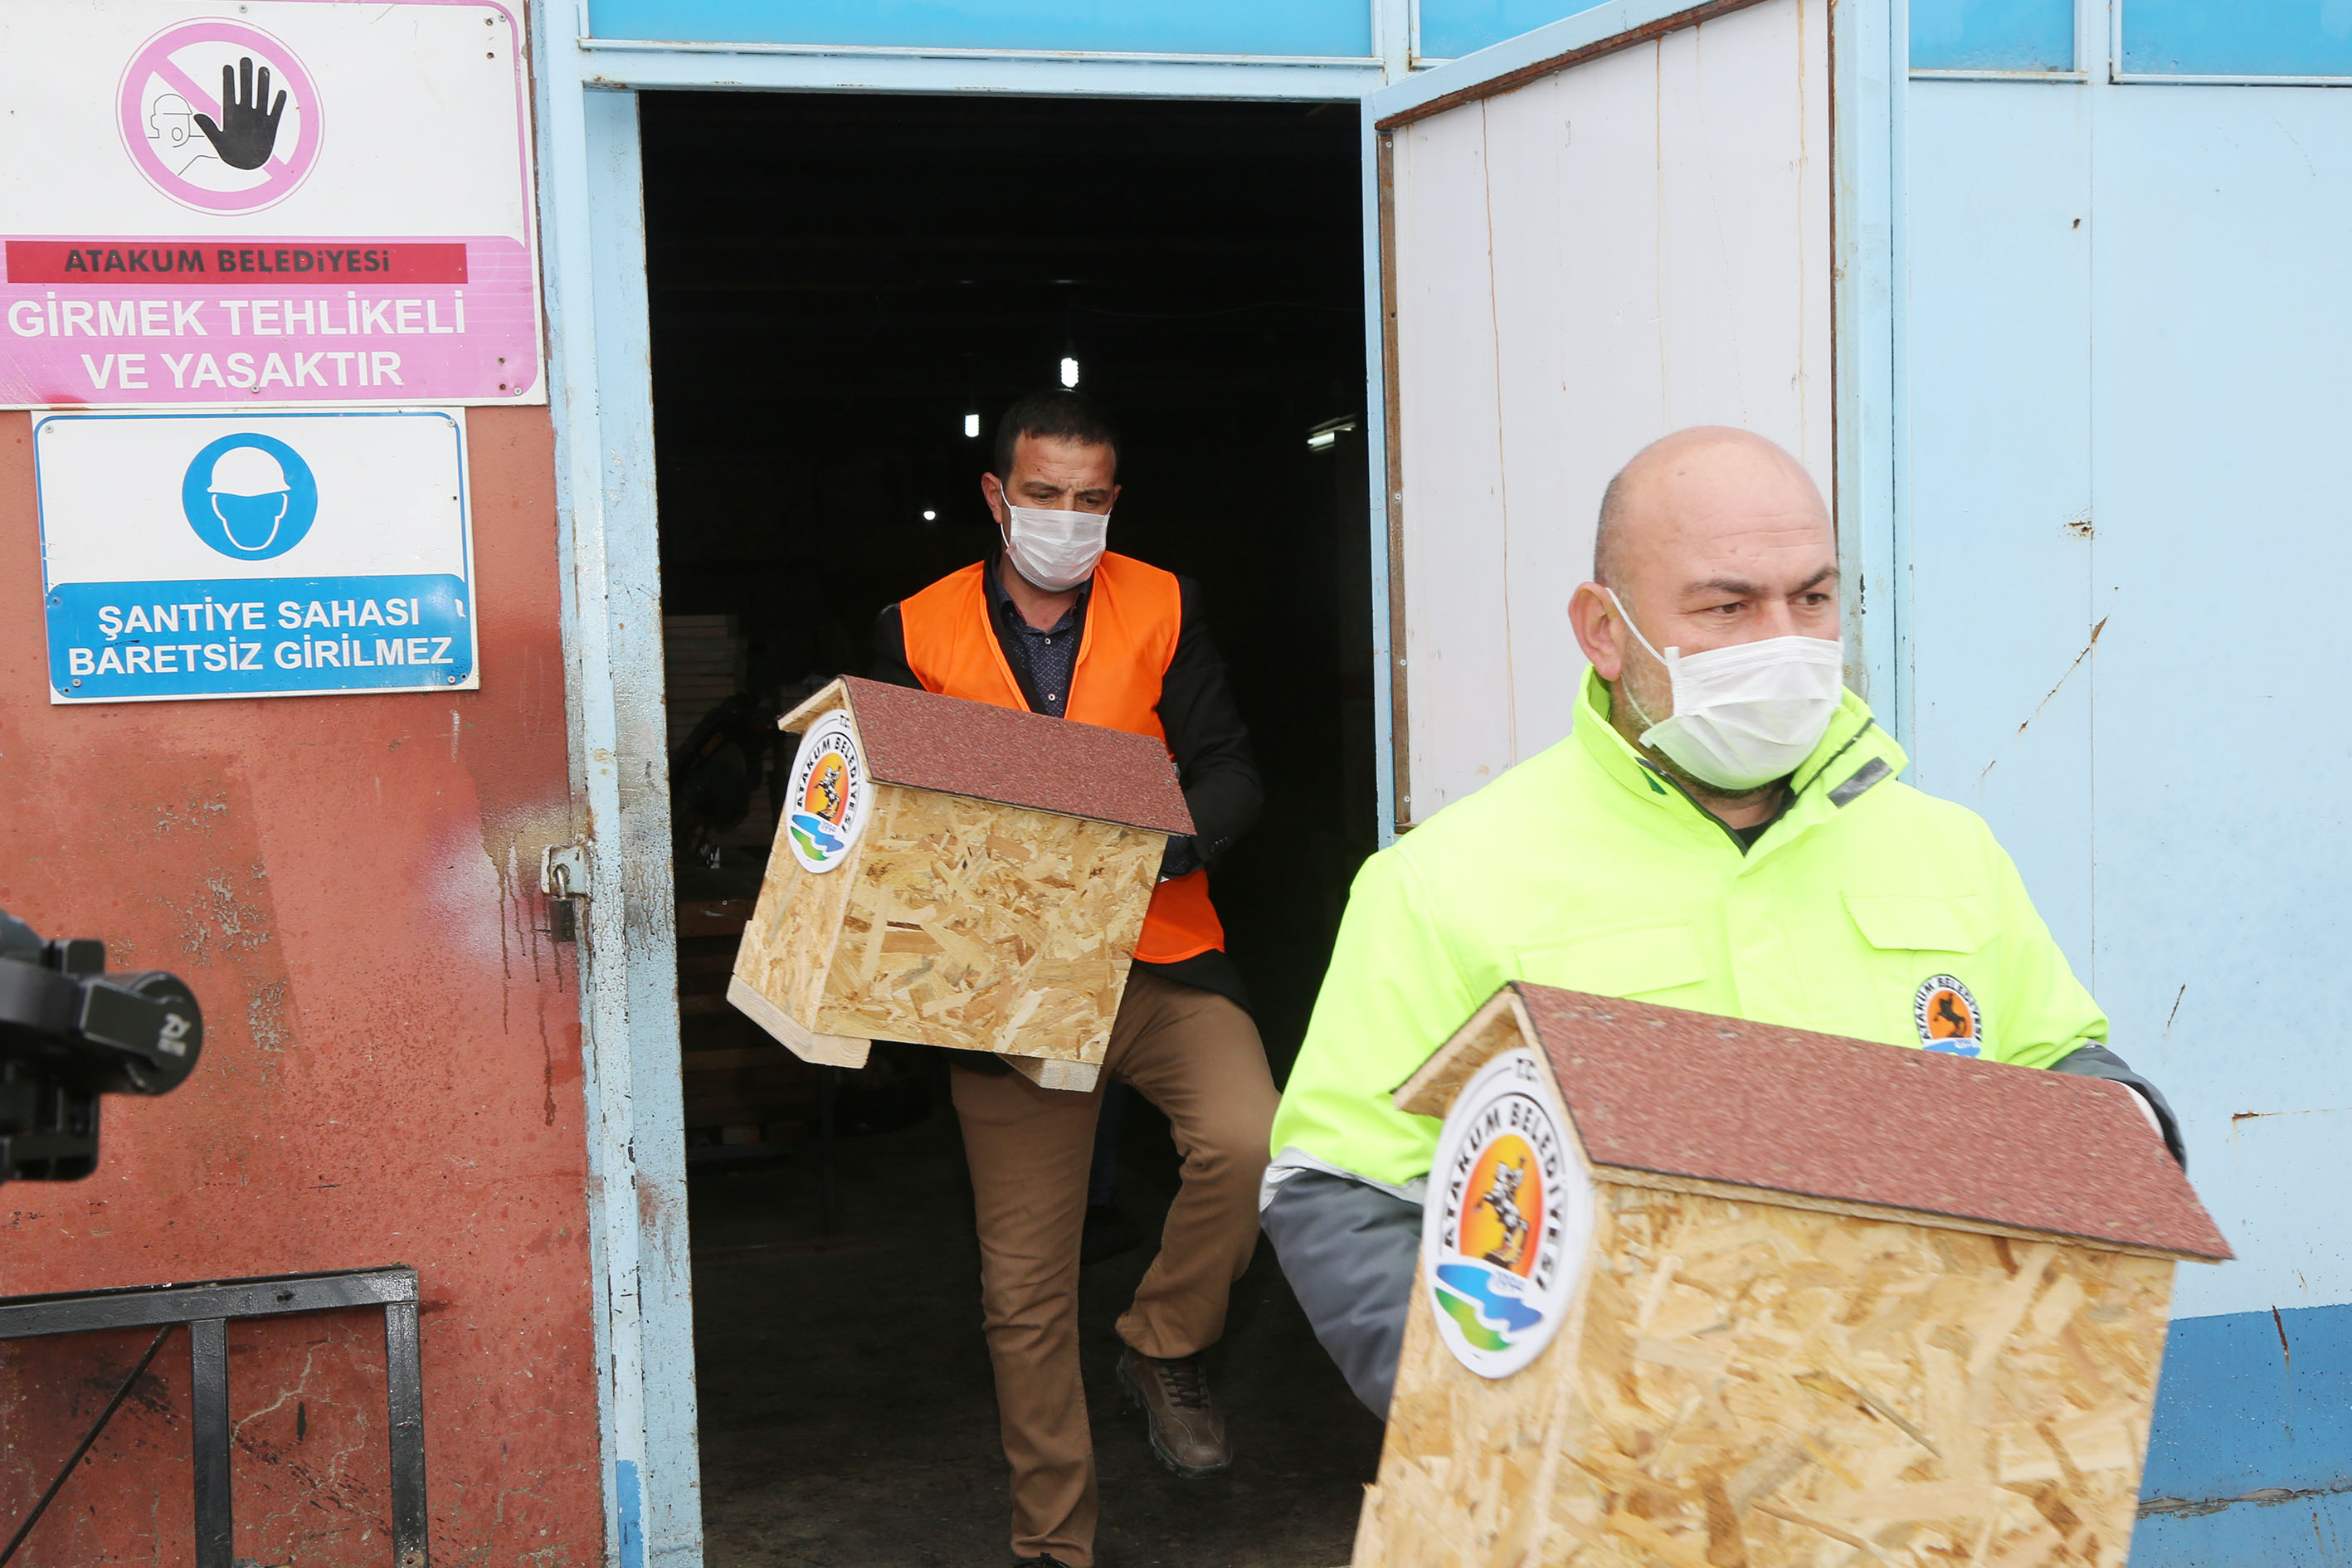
[1263,426,2179,1415]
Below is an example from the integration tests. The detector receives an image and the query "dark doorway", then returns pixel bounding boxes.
[640,91,1381,1566]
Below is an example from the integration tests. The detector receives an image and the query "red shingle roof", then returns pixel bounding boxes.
[1510,983,2230,1261]
[827,676,1194,836]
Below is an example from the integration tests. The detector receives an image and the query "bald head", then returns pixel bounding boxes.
[1570,427,1841,784]
[1592,426,1828,587]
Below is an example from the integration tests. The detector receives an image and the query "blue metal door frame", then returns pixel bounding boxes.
[527,12,1405,1565]
[525,3,1900,1561]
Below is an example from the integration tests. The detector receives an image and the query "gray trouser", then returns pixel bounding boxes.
[1259,1170,1420,1419]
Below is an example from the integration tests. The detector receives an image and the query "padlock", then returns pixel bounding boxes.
[545,859,580,943]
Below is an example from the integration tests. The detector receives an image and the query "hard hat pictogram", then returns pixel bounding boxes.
[206,446,291,498]
[180,433,319,562]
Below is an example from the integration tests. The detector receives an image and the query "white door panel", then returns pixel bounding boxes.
[1379,0,1832,824]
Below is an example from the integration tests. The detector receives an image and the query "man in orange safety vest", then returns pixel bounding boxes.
[872,389,1275,1568]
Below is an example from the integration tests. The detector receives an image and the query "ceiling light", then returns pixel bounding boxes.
[1059,357,1079,388]
[963,412,980,438]
[1307,415,1359,452]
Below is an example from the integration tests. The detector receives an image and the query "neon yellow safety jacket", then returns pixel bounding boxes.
[1269,667,2107,1191]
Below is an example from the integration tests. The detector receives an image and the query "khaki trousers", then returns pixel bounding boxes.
[952,970,1277,1567]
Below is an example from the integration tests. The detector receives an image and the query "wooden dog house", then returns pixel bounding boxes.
[1356,982,2231,1567]
[728,675,1192,1092]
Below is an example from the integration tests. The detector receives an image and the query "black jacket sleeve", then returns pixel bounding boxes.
[869,603,919,689]
[1157,576,1263,874]
[2052,1043,2186,1169]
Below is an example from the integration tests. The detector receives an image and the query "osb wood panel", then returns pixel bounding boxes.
[779,674,848,733]
[1357,1182,2174,1568]
[815,782,1163,1062]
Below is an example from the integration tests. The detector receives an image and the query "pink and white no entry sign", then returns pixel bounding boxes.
[117,19,324,217]
[0,1,543,407]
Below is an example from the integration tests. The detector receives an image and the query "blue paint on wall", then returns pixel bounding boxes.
[584,0,1374,56]
[1417,0,1607,60]
[2135,1492,2352,1568]
[2121,0,2352,78]
[1911,0,2075,71]
[616,1457,645,1568]
[2144,1305,2352,1503]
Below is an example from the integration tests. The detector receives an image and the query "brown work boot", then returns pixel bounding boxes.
[1116,1345,1231,1478]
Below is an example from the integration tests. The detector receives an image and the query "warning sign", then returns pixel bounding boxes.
[118,20,325,215]
[36,410,480,703]
[0,2,541,407]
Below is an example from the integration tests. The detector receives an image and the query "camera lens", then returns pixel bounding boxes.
[76,973,203,1094]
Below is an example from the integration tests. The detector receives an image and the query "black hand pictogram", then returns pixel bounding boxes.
[193,57,287,171]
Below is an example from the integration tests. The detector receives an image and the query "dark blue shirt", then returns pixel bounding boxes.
[984,555,1089,718]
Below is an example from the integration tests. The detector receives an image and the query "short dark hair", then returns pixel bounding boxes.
[992,390,1120,483]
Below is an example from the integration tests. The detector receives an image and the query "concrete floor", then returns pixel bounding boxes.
[689,1072,1386,1567]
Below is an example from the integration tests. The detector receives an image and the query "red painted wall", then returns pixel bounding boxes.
[0,406,605,1566]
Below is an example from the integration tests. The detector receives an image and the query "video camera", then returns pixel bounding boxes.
[0,908,203,1185]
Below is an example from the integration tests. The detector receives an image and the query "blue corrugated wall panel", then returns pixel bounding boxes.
[2085,76,2352,1327]
[1906,51,2352,1568]
[582,0,1376,55]
[1906,76,2352,1318]
[1903,77,2095,967]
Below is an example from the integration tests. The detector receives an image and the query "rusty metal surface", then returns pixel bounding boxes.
[0,406,602,1566]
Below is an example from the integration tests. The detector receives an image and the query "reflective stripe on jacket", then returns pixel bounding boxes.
[1268,665,2109,1190]
[898,551,1225,964]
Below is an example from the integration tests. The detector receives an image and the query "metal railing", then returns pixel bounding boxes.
[0,1265,428,1568]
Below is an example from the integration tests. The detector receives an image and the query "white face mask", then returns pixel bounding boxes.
[997,486,1110,592]
[1605,588,1844,791]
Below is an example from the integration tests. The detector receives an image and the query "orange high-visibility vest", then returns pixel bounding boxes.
[898,553,1225,964]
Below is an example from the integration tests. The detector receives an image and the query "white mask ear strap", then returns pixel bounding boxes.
[1601,587,1669,730]
[1602,587,1668,665]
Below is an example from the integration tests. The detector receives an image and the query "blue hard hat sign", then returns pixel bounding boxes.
[181,432,317,560]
